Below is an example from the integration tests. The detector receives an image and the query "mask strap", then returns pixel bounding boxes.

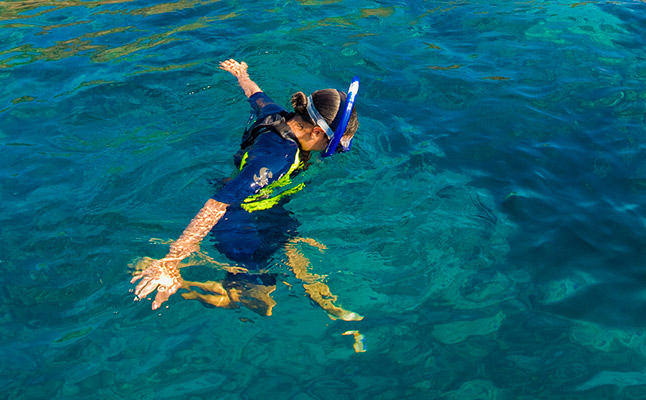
[306,95,334,140]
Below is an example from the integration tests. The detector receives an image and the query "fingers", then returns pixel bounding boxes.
[218,59,247,74]
[152,296,164,310]
[219,59,238,69]
[134,278,157,300]
[152,282,180,310]
[130,259,181,309]
[220,58,239,65]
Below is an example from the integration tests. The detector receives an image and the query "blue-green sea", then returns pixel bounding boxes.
[3,1,646,399]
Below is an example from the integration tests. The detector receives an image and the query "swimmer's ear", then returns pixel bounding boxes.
[311,126,327,139]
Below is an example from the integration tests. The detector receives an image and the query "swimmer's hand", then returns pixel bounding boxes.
[219,59,249,78]
[219,59,261,98]
[131,258,183,310]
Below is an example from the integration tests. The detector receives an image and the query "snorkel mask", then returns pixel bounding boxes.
[306,76,359,158]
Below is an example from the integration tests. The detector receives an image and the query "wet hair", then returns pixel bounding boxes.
[290,89,359,151]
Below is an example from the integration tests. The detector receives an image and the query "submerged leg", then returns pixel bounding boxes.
[235,283,277,317]
[285,238,363,321]
[182,278,277,316]
[181,280,238,309]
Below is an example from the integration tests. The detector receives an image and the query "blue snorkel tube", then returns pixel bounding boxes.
[321,76,360,158]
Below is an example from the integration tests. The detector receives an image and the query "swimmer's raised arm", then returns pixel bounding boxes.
[219,59,261,98]
[131,199,228,309]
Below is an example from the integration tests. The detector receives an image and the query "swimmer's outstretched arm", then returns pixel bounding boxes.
[131,199,228,309]
[219,59,261,98]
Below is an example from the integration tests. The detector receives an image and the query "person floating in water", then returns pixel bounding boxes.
[131,59,362,320]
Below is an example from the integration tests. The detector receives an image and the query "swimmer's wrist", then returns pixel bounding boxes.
[158,259,182,280]
[235,75,261,97]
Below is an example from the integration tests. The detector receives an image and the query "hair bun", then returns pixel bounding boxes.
[290,91,308,115]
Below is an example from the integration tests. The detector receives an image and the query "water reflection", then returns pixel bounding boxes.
[0,0,135,21]
[0,0,233,70]
[0,20,219,68]
[3,1,646,398]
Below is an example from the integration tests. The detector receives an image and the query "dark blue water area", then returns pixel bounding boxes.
[2,1,646,399]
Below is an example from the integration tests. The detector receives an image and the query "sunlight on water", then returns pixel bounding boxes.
[2,0,646,399]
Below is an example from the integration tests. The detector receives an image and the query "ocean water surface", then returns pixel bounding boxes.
[2,0,646,399]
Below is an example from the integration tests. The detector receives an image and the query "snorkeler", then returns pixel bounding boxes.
[131,59,360,319]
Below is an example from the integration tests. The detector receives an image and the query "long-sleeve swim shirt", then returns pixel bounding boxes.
[212,92,304,211]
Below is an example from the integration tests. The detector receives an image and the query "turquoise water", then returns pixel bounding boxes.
[2,0,646,398]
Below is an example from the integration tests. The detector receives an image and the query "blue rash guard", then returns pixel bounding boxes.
[212,92,305,212]
[209,92,305,271]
